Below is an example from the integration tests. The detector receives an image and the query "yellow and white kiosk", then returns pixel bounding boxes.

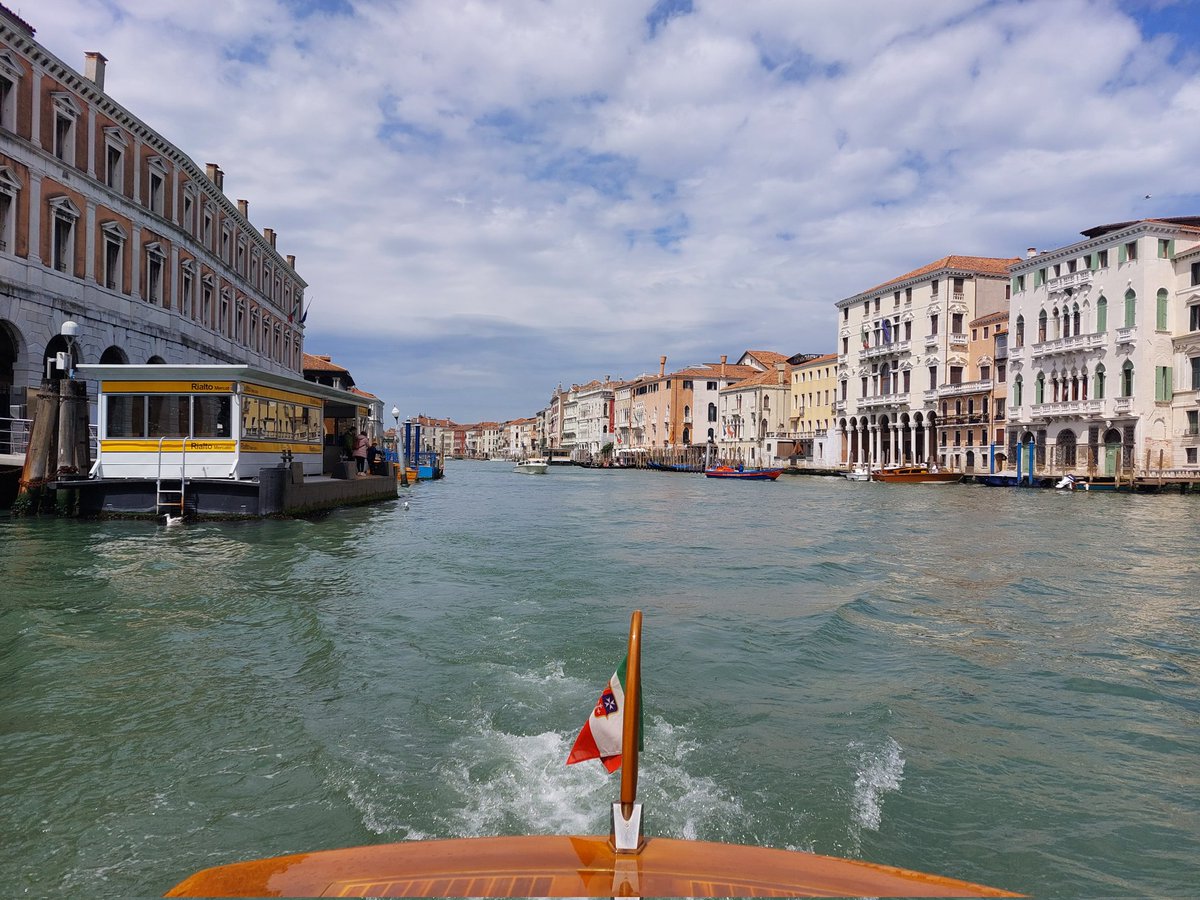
[74,364,395,517]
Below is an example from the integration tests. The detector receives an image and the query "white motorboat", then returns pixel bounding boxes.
[843,463,871,482]
[514,457,549,474]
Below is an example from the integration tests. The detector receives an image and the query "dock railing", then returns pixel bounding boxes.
[0,417,98,461]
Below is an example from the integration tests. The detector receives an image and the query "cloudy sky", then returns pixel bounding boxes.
[32,0,1200,423]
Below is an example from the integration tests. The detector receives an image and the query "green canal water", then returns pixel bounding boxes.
[1,462,1198,898]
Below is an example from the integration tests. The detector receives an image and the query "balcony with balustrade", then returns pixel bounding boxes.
[1045,269,1093,293]
[859,392,906,410]
[948,332,968,350]
[1030,332,1104,359]
[861,339,912,361]
[1030,399,1103,420]
[936,378,991,400]
[1116,326,1137,345]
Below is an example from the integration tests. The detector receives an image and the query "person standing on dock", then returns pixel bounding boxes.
[353,431,369,475]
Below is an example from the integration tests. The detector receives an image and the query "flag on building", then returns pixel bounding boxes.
[567,653,641,772]
[882,317,893,344]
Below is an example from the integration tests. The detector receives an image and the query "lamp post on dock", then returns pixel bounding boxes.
[392,405,407,486]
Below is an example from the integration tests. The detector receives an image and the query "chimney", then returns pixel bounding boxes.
[237,199,249,218]
[205,163,224,191]
[1026,247,1037,258]
[776,361,786,385]
[720,354,727,376]
[659,356,667,377]
[286,254,296,269]
[84,52,107,91]
[263,227,276,248]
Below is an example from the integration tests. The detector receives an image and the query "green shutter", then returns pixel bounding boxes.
[1119,243,1127,265]
[1097,297,1107,332]
[1166,366,1173,401]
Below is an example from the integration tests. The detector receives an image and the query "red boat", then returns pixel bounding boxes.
[704,465,782,480]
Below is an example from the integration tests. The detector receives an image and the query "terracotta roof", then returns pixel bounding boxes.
[722,366,792,391]
[970,310,1009,327]
[0,4,35,35]
[350,387,378,400]
[860,255,1020,297]
[743,350,790,369]
[302,353,349,373]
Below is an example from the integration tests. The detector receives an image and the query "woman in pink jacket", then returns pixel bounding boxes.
[353,431,369,475]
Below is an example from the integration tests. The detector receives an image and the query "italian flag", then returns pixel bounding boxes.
[566,654,642,772]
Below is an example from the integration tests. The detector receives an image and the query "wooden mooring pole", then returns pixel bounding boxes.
[16,378,90,515]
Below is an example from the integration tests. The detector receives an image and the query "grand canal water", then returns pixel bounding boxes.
[2,462,1198,898]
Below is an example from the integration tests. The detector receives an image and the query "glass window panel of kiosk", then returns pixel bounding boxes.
[242,397,264,438]
[193,396,232,438]
[148,395,189,437]
[106,395,146,438]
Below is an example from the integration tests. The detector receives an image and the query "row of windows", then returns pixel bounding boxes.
[1011,289,1182,345]
[1011,364,1130,405]
[11,189,303,369]
[0,56,302,314]
[104,393,327,442]
[242,397,323,442]
[105,394,232,439]
[840,278,970,321]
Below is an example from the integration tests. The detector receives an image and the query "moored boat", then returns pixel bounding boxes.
[704,465,782,480]
[871,465,962,484]
[843,463,871,481]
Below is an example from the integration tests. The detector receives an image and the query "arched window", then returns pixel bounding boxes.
[1121,361,1134,397]
[707,402,716,423]
[1015,315,1025,347]
[1058,429,1078,467]
[1094,364,1105,399]
[1052,307,1061,339]
[1013,375,1023,407]
[1072,302,1081,336]
[1124,289,1136,328]
[1080,366,1088,400]
[1156,288,1169,330]
[1035,372,1045,404]
[1038,310,1048,342]
[1096,295,1107,332]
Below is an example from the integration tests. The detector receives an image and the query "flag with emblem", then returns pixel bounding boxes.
[567,653,641,772]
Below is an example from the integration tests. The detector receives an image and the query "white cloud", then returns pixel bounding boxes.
[29,0,1200,421]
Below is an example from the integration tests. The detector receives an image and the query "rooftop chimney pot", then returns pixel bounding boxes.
[84,52,107,91]
[1026,247,1037,258]
[237,199,249,218]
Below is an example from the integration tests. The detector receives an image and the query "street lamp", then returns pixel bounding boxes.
[392,405,407,486]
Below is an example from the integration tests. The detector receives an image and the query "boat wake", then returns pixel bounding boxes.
[847,736,905,851]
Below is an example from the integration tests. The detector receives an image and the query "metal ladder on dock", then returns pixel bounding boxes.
[155,437,190,515]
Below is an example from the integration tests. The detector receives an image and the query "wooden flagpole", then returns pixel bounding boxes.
[619,609,642,818]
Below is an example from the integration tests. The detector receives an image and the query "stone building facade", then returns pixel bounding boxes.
[0,7,306,422]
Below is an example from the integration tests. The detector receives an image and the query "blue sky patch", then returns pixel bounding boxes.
[281,0,354,19]
[474,108,542,145]
[222,38,270,66]
[530,150,636,199]
[646,0,694,39]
